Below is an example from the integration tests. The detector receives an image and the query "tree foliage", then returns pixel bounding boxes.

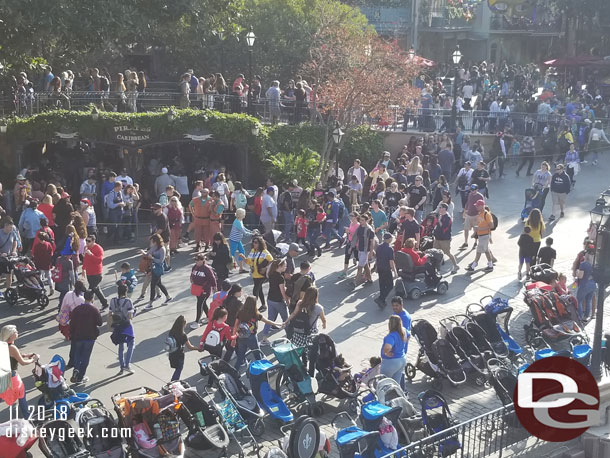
[265,148,321,189]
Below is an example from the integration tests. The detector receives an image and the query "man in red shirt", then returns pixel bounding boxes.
[32,231,54,295]
[82,234,108,309]
[461,184,485,249]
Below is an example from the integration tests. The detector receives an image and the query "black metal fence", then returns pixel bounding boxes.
[382,404,532,458]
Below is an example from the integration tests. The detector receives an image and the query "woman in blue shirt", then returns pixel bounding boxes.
[576,250,597,321]
[380,315,408,386]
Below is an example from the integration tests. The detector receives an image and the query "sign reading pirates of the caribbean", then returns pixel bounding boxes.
[111,125,153,145]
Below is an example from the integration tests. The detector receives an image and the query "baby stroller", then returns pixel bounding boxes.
[360,401,405,454]
[439,317,489,386]
[394,250,449,300]
[33,354,89,419]
[38,419,89,458]
[465,304,510,359]
[272,339,319,415]
[201,359,265,436]
[0,419,38,458]
[307,334,360,415]
[332,412,383,458]
[276,415,331,458]
[418,390,461,457]
[111,387,185,458]
[419,214,437,251]
[487,360,518,407]
[405,320,466,388]
[263,230,286,258]
[523,287,583,344]
[247,354,294,424]
[368,376,423,443]
[73,399,126,457]
[520,186,542,222]
[4,255,49,308]
[160,381,230,451]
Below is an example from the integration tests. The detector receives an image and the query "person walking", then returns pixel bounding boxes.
[549,164,571,221]
[575,248,597,322]
[0,325,38,416]
[350,214,375,288]
[69,290,102,385]
[285,286,326,348]
[260,259,290,345]
[375,232,398,308]
[229,208,254,273]
[586,121,610,166]
[532,161,552,212]
[516,135,535,177]
[142,234,172,310]
[517,226,536,280]
[108,283,135,375]
[461,184,485,249]
[564,143,580,188]
[54,254,76,312]
[240,235,273,312]
[454,161,473,210]
[260,187,278,233]
[209,232,231,283]
[18,199,44,254]
[189,253,217,329]
[167,315,199,381]
[82,234,108,309]
[32,231,54,295]
[189,189,211,252]
[167,196,183,255]
[433,203,459,273]
[525,208,545,263]
[379,315,407,387]
[465,200,494,272]
[221,284,244,363]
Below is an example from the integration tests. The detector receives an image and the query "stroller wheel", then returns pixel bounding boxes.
[409,288,422,300]
[311,403,324,417]
[37,294,50,309]
[347,399,359,416]
[250,419,265,437]
[474,375,487,387]
[5,288,18,306]
[405,363,417,381]
[436,282,448,295]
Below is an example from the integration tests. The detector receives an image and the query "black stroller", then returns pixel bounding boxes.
[38,419,89,458]
[440,317,489,386]
[308,334,361,415]
[465,304,510,359]
[201,358,266,436]
[4,255,50,308]
[405,320,466,388]
[73,399,126,457]
[263,230,285,257]
[418,390,461,457]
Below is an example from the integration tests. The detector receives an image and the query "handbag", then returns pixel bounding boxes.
[152,262,164,277]
[138,256,152,273]
[190,284,204,297]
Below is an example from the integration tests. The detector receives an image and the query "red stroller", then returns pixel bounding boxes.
[0,419,38,458]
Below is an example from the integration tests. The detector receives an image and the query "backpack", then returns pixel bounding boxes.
[237,322,251,338]
[205,326,222,348]
[558,133,570,152]
[291,307,314,336]
[164,335,178,353]
[234,191,248,209]
[457,172,468,189]
[491,213,498,231]
[288,274,309,308]
[51,262,64,283]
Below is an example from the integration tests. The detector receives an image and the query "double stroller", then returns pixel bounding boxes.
[394,249,449,300]
[3,255,49,308]
[405,319,467,388]
[201,359,265,436]
[523,287,583,344]
[111,387,185,458]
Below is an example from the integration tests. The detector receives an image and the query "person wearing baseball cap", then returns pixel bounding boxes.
[286,243,302,276]
[465,200,494,272]
[377,151,395,176]
[375,231,398,308]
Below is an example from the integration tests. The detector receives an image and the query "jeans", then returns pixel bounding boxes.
[252,277,266,307]
[415,210,424,223]
[322,221,342,246]
[171,364,183,382]
[150,273,168,302]
[262,299,288,337]
[308,228,322,254]
[282,210,294,241]
[87,274,107,308]
[577,280,597,319]
[118,338,134,369]
[235,334,261,370]
[108,207,123,241]
[378,269,394,302]
[73,339,95,381]
[380,355,406,387]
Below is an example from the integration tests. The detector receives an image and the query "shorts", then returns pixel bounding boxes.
[0,257,11,274]
[476,234,490,254]
[230,240,245,258]
[433,239,451,255]
[519,256,532,264]
[464,214,479,232]
[357,251,369,267]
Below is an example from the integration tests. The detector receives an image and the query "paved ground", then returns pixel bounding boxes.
[2,158,609,457]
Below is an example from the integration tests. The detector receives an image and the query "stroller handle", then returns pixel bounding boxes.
[331,411,357,430]
[70,398,104,409]
[479,295,494,306]
[245,348,268,361]
[271,338,292,348]
[466,303,485,316]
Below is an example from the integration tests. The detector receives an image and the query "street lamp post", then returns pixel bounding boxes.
[451,46,462,133]
[217,30,225,75]
[589,190,610,379]
[332,126,344,178]
[408,47,415,61]
[246,27,256,116]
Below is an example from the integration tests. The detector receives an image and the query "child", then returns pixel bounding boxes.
[294,209,312,255]
[229,208,254,273]
[332,354,353,384]
[537,237,556,267]
[117,262,138,296]
[354,356,382,385]
[553,272,568,295]
[511,135,521,166]
[207,279,232,321]
[200,307,237,359]
[307,205,325,258]
[32,231,54,295]
[80,198,97,238]
[517,226,536,280]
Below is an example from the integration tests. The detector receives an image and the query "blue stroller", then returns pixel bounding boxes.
[520,185,543,221]
[479,296,526,365]
[246,354,294,424]
[418,390,461,457]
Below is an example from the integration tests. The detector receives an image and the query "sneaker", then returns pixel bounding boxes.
[485,263,494,272]
[492,256,498,264]
[460,243,468,249]
[124,367,134,375]
[548,215,555,221]
[163,296,173,304]
[154,294,161,301]
[135,295,145,302]
[374,297,386,308]
[117,369,124,376]
[364,279,373,285]
[451,266,460,274]
[101,303,109,310]
[560,212,564,217]
[190,322,200,329]
[258,305,267,312]
[338,272,347,279]
[466,263,476,272]
[75,377,89,385]
[70,375,78,384]
[144,303,153,310]
[593,160,598,166]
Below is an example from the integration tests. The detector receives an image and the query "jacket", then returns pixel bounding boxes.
[118,269,138,293]
[83,243,104,275]
[33,240,53,270]
[19,208,44,239]
[190,263,218,292]
[550,172,571,194]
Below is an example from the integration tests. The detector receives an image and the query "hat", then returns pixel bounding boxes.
[475,199,485,207]
[16,174,25,181]
[266,186,275,193]
[383,232,393,240]
[383,151,391,157]
[470,184,478,190]
[80,198,91,206]
[161,167,168,174]
[584,119,592,124]
[326,191,335,197]
[151,202,162,209]
[289,243,302,253]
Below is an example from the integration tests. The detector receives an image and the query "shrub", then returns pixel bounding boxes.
[265,147,321,189]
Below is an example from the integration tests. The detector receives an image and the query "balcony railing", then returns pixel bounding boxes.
[490,15,562,34]
[419,7,474,30]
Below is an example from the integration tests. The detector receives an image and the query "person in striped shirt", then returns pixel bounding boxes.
[230,208,254,273]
